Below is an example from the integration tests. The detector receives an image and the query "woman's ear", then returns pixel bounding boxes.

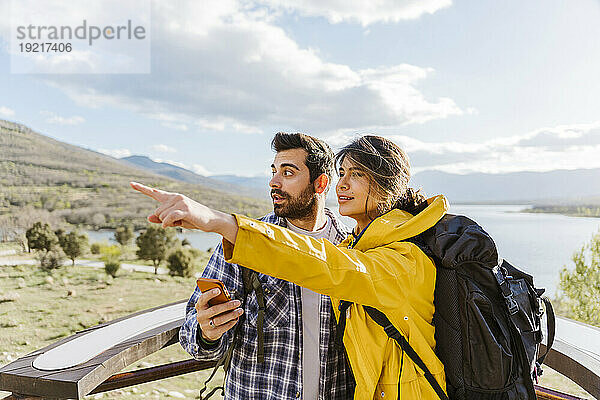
[314,174,329,194]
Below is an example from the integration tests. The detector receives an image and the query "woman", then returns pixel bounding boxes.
[131,135,448,399]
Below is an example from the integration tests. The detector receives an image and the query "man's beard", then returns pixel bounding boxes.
[272,185,317,220]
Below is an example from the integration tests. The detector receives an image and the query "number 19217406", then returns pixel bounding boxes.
[19,42,72,52]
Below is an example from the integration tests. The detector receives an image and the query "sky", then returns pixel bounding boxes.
[1,0,600,177]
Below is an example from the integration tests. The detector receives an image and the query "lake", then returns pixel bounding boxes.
[447,205,599,297]
[87,205,600,296]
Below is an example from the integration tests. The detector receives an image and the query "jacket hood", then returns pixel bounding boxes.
[347,194,449,251]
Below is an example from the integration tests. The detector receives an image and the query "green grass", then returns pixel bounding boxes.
[0,263,222,399]
[0,262,594,399]
[0,242,19,252]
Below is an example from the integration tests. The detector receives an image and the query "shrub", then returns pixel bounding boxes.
[90,243,102,255]
[101,245,122,278]
[104,258,121,278]
[100,244,121,259]
[114,224,134,246]
[167,248,195,277]
[558,229,600,327]
[37,249,65,271]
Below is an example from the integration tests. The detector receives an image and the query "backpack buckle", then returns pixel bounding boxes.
[383,324,402,341]
[493,266,519,315]
[505,294,519,315]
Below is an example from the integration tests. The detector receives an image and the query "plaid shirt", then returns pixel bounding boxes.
[180,209,355,400]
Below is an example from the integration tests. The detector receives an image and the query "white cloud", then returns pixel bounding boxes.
[192,164,212,176]
[418,144,600,174]
[28,0,463,136]
[197,119,226,131]
[232,122,264,134]
[147,112,190,131]
[151,144,177,153]
[258,0,452,26]
[329,121,600,174]
[0,106,15,118]
[161,122,189,131]
[98,148,132,158]
[41,111,85,125]
[153,158,189,169]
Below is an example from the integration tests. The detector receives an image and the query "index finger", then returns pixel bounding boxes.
[195,288,222,311]
[130,181,173,203]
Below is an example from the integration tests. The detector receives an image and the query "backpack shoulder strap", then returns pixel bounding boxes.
[198,348,227,399]
[537,297,556,365]
[242,267,266,363]
[363,306,449,400]
[335,300,353,349]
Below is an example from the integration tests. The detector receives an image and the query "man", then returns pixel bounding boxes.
[179,132,355,399]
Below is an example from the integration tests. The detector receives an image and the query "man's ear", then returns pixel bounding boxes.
[314,174,329,194]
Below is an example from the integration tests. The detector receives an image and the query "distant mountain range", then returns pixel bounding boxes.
[411,169,600,204]
[2,114,597,234]
[123,154,600,205]
[210,174,270,191]
[121,156,268,199]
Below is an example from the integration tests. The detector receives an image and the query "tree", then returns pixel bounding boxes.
[558,229,600,327]
[0,207,62,251]
[90,243,102,255]
[136,226,176,274]
[26,222,58,253]
[59,231,89,265]
[114,224,134,246]
[54,229,65,241]
[167,248,195,277]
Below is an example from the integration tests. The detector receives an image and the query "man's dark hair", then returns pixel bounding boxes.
[271,132,334,184]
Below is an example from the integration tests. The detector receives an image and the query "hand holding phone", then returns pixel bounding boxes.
[195,278,243,342]
[196,278,232,306]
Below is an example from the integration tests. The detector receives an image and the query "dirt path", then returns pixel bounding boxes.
[0,256,168,274]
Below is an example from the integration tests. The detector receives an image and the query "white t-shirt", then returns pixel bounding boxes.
[285,216,336,400]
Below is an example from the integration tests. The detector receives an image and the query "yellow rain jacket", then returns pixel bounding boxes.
[223,195,449,399]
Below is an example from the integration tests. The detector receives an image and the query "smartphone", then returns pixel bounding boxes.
[196,278,232,306]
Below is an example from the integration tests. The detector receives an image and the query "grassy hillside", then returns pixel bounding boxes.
[0,119,269,233]
[525,205,600,217]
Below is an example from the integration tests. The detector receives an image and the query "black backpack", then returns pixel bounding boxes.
[337,214,555,399]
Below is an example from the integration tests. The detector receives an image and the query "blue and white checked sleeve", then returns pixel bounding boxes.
[179,242,244,360]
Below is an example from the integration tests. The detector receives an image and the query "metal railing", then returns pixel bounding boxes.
[1,304,598,399]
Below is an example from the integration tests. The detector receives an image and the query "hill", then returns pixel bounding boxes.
[121,156,268,199]
[0,119,270,239]
[210,174,270,192]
